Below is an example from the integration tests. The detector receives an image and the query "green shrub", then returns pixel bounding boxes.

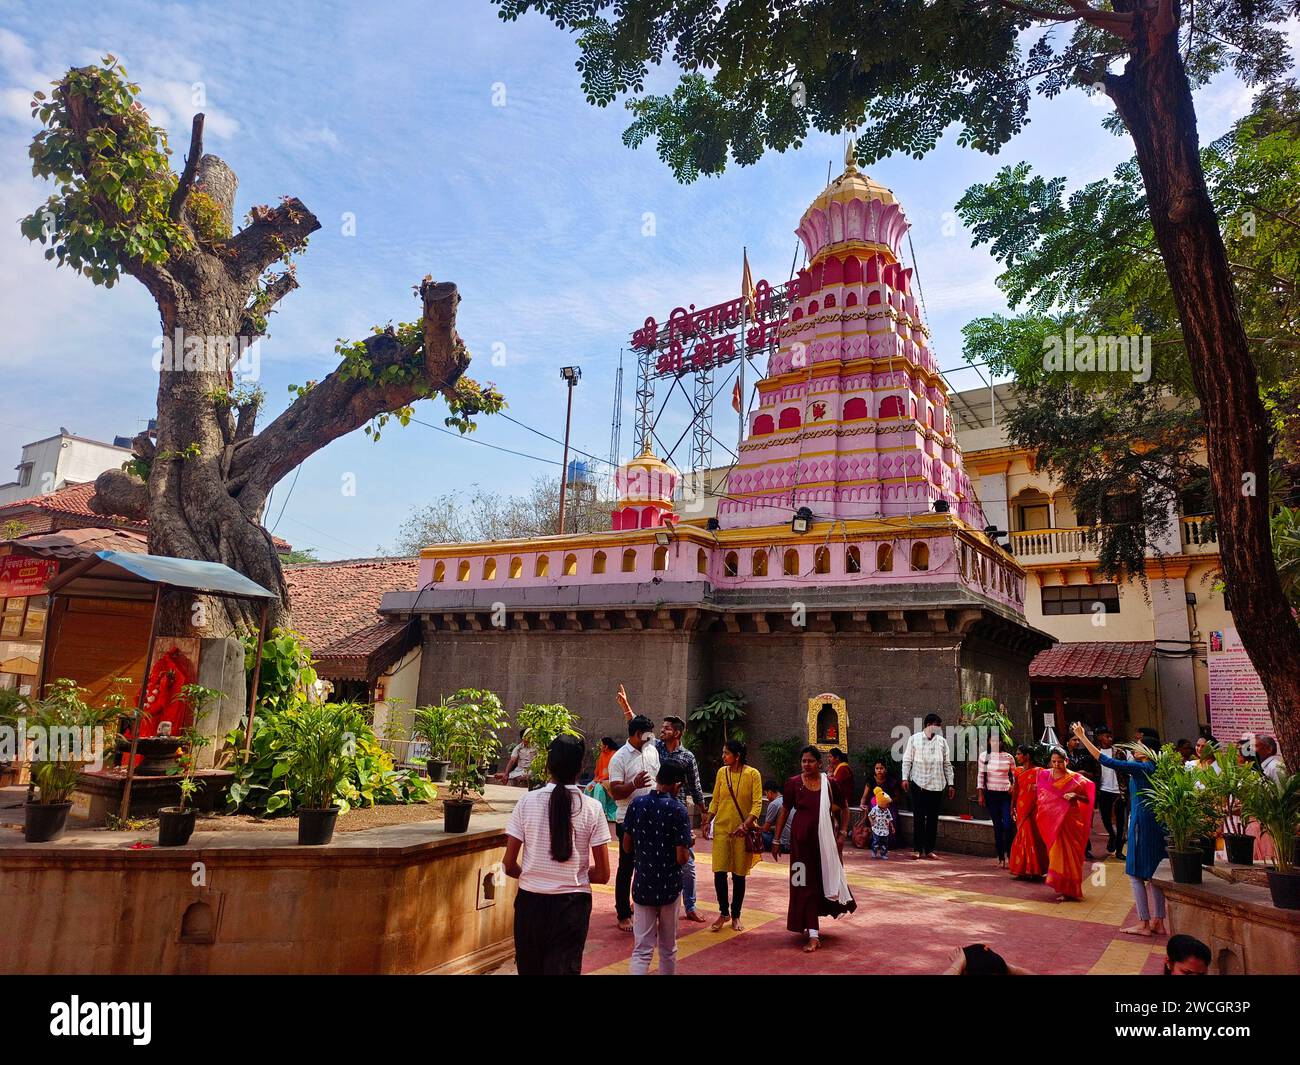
[759,736,804,784]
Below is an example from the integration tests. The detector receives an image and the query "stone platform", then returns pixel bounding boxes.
[1154,860,1300,974]
[0,787,524,975]
[77,768,235,824]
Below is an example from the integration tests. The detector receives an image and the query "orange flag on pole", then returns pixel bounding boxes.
[732,377,743,414]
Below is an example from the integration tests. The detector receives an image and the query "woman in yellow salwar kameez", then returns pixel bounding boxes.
[702,739,763,932]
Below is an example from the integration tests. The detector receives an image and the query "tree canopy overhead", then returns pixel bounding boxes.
[21,58,503,632]
[496,0,1292,179]
[500,0,1300,768]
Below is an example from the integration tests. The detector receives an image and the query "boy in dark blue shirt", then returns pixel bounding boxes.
[621,759,691,975]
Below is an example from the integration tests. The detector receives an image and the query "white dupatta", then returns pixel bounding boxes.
[816,772,854,905]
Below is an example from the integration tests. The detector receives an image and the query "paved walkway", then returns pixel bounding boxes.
[497,825,1168,975]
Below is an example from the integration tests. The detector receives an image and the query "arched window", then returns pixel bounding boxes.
[457,560,471,582]
[653,545,668,571]
[622,548,637,573]
[910,399,918,420]
[783,548,799,575]
[592,551,607,574]
[808,300,819,314]
[823,293,836,308]
[697,548,708,574]
[927,408,935,429]
[535,554,549,577]
[752,550,768,577]
[843,397,868,421]
[814,546,830,574]
[911,542,929,571]
[724,551,738,577]
[752,414,774,435]
[877,543,894,572]
[792,307,804,321]
[778,407,801,430]
[845,291,858,307]
[482,557,497,581]
[433,561,446,583]
[563,553,578,577]
[879,396,904,418]
[846,545,861,573]
[509,556,523,579]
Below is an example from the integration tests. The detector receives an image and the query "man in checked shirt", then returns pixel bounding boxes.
[617,685,709,923]
[901,712,955,860]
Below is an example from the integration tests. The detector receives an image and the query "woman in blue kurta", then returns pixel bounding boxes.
[1071,723,1166,936]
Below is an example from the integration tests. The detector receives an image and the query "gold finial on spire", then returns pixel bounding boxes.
[844,133,858,173]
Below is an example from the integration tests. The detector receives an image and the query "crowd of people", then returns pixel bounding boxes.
[499,693,1283,974]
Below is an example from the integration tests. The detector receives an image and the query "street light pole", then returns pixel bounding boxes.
[558,366,581,534]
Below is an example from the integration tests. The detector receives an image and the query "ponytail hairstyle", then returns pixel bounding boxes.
[547,734,585,863]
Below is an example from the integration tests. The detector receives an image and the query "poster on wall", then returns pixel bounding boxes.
[1207,626,1273,740]
[0,557,58,597]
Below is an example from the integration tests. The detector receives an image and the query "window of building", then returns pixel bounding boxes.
[622,549,637,573]
[752,550,768,577]
[783,548,799,575]
[592,551,607,574]
[846,546,861,573]
[432,561,446,583]
[910,542,929,571]
[814,546,830,574]
[724,551,738,577]
[482,558,497,580]
[697,548,707,574]
[457,560,471,582]
[535,555,550,577]
[653,546,668,571]
[1041,584,1120,615]
[562,553,578,577]
[877,543,893,572]
[509,556,523,579]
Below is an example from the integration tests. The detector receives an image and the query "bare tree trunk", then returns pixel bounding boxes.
[1107,8,1300,769]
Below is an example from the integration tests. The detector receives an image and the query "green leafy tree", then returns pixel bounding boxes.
[516,702,583,784]
[498,0,1300,783]
[22,58,502,635]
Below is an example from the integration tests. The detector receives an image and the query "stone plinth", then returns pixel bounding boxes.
[1153,860,1300,974]
[0,811,518,975]
[76,768,234,825]
[892,810,996,856]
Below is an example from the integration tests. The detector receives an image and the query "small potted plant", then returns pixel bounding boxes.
[1240,769,1300,909]
[157,684,222,846]
[1203,746,1257,866]
[1147,746,1219,885]
[22,679,121,842]
[442,688,507,833]
[282,701,364,845]
[412,698,453,782]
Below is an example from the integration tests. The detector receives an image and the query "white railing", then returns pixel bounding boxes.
[1181,515,1218,552]
[1007,527,1101,559]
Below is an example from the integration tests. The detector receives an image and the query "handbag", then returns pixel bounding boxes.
[726,769,764,853]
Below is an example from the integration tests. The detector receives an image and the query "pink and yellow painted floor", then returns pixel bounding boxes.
[569,831,1168,976]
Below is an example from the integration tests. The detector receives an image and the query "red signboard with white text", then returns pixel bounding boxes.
[0,557,59,597]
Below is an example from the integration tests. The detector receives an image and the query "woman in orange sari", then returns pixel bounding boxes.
[1009,745,1047,880]
[1035,747,1096,901]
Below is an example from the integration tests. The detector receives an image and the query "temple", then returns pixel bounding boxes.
[381,154,1052,771]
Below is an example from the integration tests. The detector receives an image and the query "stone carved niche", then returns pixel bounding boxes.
[807,693,848,753]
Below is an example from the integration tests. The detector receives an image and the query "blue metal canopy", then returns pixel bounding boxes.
[46,550,277,600]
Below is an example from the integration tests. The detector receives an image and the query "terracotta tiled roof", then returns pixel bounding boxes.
[283,557,419,655]
[315,619,419,681]
[8,527,149,559]
[0,481,292,549]
[1029,641,1154,680]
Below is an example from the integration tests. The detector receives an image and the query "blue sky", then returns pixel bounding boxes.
[0,0,1271,559]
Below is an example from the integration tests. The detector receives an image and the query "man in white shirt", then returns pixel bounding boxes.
[901,713,954,860]
[607,714,660,931]
[1094,725,1126,858]
[1257,735,1285,782]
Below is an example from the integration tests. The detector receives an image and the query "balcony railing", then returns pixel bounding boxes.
[1007,526,1101,560]
[1180,515,1218,553]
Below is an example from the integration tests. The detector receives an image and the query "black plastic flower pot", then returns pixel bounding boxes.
[1224,833,1255,866]
[1198,836,1217,867]
[426,759,450,783]
[1266,869,1300,910]
[297,806,340,846]
[157,806,197,847]
[23,801,72,843]
[443,798,474,834]
[1169,849,1204,885]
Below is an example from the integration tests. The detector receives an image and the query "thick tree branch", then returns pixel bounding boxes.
[226,198,321,283]
[996,0,1135,38]
[169,112,205,221]
[90,468,149,522]
[228,279,469,500]
[240,269,299,337]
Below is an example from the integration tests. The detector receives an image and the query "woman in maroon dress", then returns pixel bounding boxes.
[771,746,856,952]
